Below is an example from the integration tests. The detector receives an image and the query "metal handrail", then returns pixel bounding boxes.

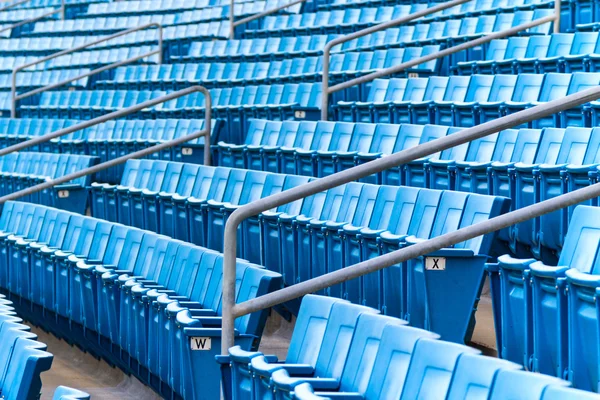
[229,0,306,39]
[220,84,600,353]
[0,0,30,12]
[320,1,560,120]
[0,0,64,34]
[10,22,164,118]
[0,86,213,166]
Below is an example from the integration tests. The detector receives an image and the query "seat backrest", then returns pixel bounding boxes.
[326,122,355,152]
[312,302,378,380]
[484,39,508,61]
[488,370,569,400]
[0,321,36,389]
[463,75,494,102]
[487,75,517,102]
[286,295,345,364]
[427,191,469,239]
[403,189,443,238]
[348,123,376,152]
[363,325,439,399]
[441,76,470,101]
[1,338,53,400]
[292,121,318,148]
[309,121,336,151]
[349,184,380,227]
[504,36,529,59]
[509,128,543,163]
[522,34,551,59]
[422,77,449,102]
[324,182,363,222]
[510,73,544,102]
[399,339,481,399]
[489,129,519,163]
[455,194,511,253]
[581,127,600,165]
[131,235,173,278]
[338,314,407,393]
[546,33,574,57]
[392,124,425,153]
[558,205,600,273]
[366,79,389,102]
[567,72,600,95]
[537,73,571,102]
[554,127,592,165]
[533,127,566,164]
[445,354,522,400]
[275,175,312,215]
[367,123,400,153]
[542,385,600,399]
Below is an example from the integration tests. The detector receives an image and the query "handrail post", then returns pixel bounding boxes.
[229,0,306,39]
[554,0,561,33]
[0,86,212,166]
[221,84,600,353]
[10,22,164,118]
[321,14,556,120]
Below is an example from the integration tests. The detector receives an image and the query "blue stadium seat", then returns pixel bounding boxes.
[52,386,90,400]
[445,354,522,400]
[267,305,380,399]
[488,370,570,399]
[292,324,438,400]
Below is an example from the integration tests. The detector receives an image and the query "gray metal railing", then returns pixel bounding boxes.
[0,0,64,34]
[229,0,306,39]
[320,1,560,120]
[0,0,31,12]
[10,22,164,118]
[220,84,600,353]
[0,86,212,166]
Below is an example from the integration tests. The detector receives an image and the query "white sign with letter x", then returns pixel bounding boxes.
[425,257,446,271]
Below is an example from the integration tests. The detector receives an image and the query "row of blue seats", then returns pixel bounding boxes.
[48,46,159,70]
[490,205,600,393]
[91,160,509,342]
[334,74,600,128]
[18,85,322,138]
[85,0,252,16]
[173,11,550,65]
[27,0,301,38]
[0,117,222,181]
[97,47,441,92]
[18,89,168,119]
[0,295,91,400]
[0,56,43,72]
[0,23,227,57]
[247,4,552,38]
[7,0,106,8]
[0,68,90,91]
[221,119,600,261]
[221,294,598,400]
[0,201,282,400]
[27,14,179,37]
[455,33,600,75]
[174,34,340,63]
[0,152,97,214]
[0,7,59,22]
